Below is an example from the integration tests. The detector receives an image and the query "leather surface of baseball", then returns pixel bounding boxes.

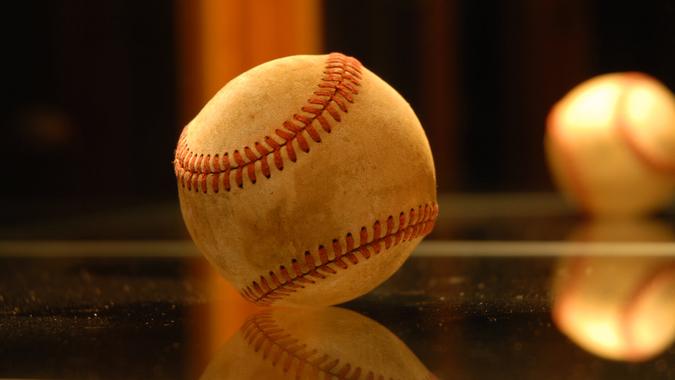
[175,53,437,306]
[200,307,434,380]
[545,72,675,217]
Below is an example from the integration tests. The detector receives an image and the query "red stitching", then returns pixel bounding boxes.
[173,53,363,192]
[615,73,675,175]
[241,311,403,380]
[240,203,439,306]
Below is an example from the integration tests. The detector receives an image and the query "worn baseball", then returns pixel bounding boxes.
[545,72,675,217]
[200,306,434,380]
[174,53,437,306]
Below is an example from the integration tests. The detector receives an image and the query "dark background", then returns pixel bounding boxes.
[1,0,674,234]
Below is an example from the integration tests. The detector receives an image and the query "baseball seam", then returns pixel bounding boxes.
[241,203,439,305]
[173,52,362,193]
[243,310,429,380]
[615,73,675,175]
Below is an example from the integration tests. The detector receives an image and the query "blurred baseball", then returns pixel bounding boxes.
[174,53,437,306]
[552,220,675,361]
[545,72,675,217]
[200,306,434,380]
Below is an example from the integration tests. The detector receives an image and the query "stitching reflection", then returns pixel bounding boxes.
[200,306,435,380]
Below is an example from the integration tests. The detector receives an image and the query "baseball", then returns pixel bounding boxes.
[200,306,433,380]
[545,72,675,217]
[174,53,437,306]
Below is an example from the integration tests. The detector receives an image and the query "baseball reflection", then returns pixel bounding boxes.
[552,220,675,362]
[200,306,434,380]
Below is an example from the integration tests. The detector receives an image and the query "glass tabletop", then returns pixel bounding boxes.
[0,195,674,379]
[2,221,675,379]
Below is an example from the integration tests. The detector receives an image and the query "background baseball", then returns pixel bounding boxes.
[200,306,433,380]
[545,72,675,217]
[175,53,437,306]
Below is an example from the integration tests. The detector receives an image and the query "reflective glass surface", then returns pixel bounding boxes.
[1,198,675,379]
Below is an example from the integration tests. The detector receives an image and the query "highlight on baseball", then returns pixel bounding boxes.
[545,72,675,217]
[174,53,438,306]
[199,306,434,380]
